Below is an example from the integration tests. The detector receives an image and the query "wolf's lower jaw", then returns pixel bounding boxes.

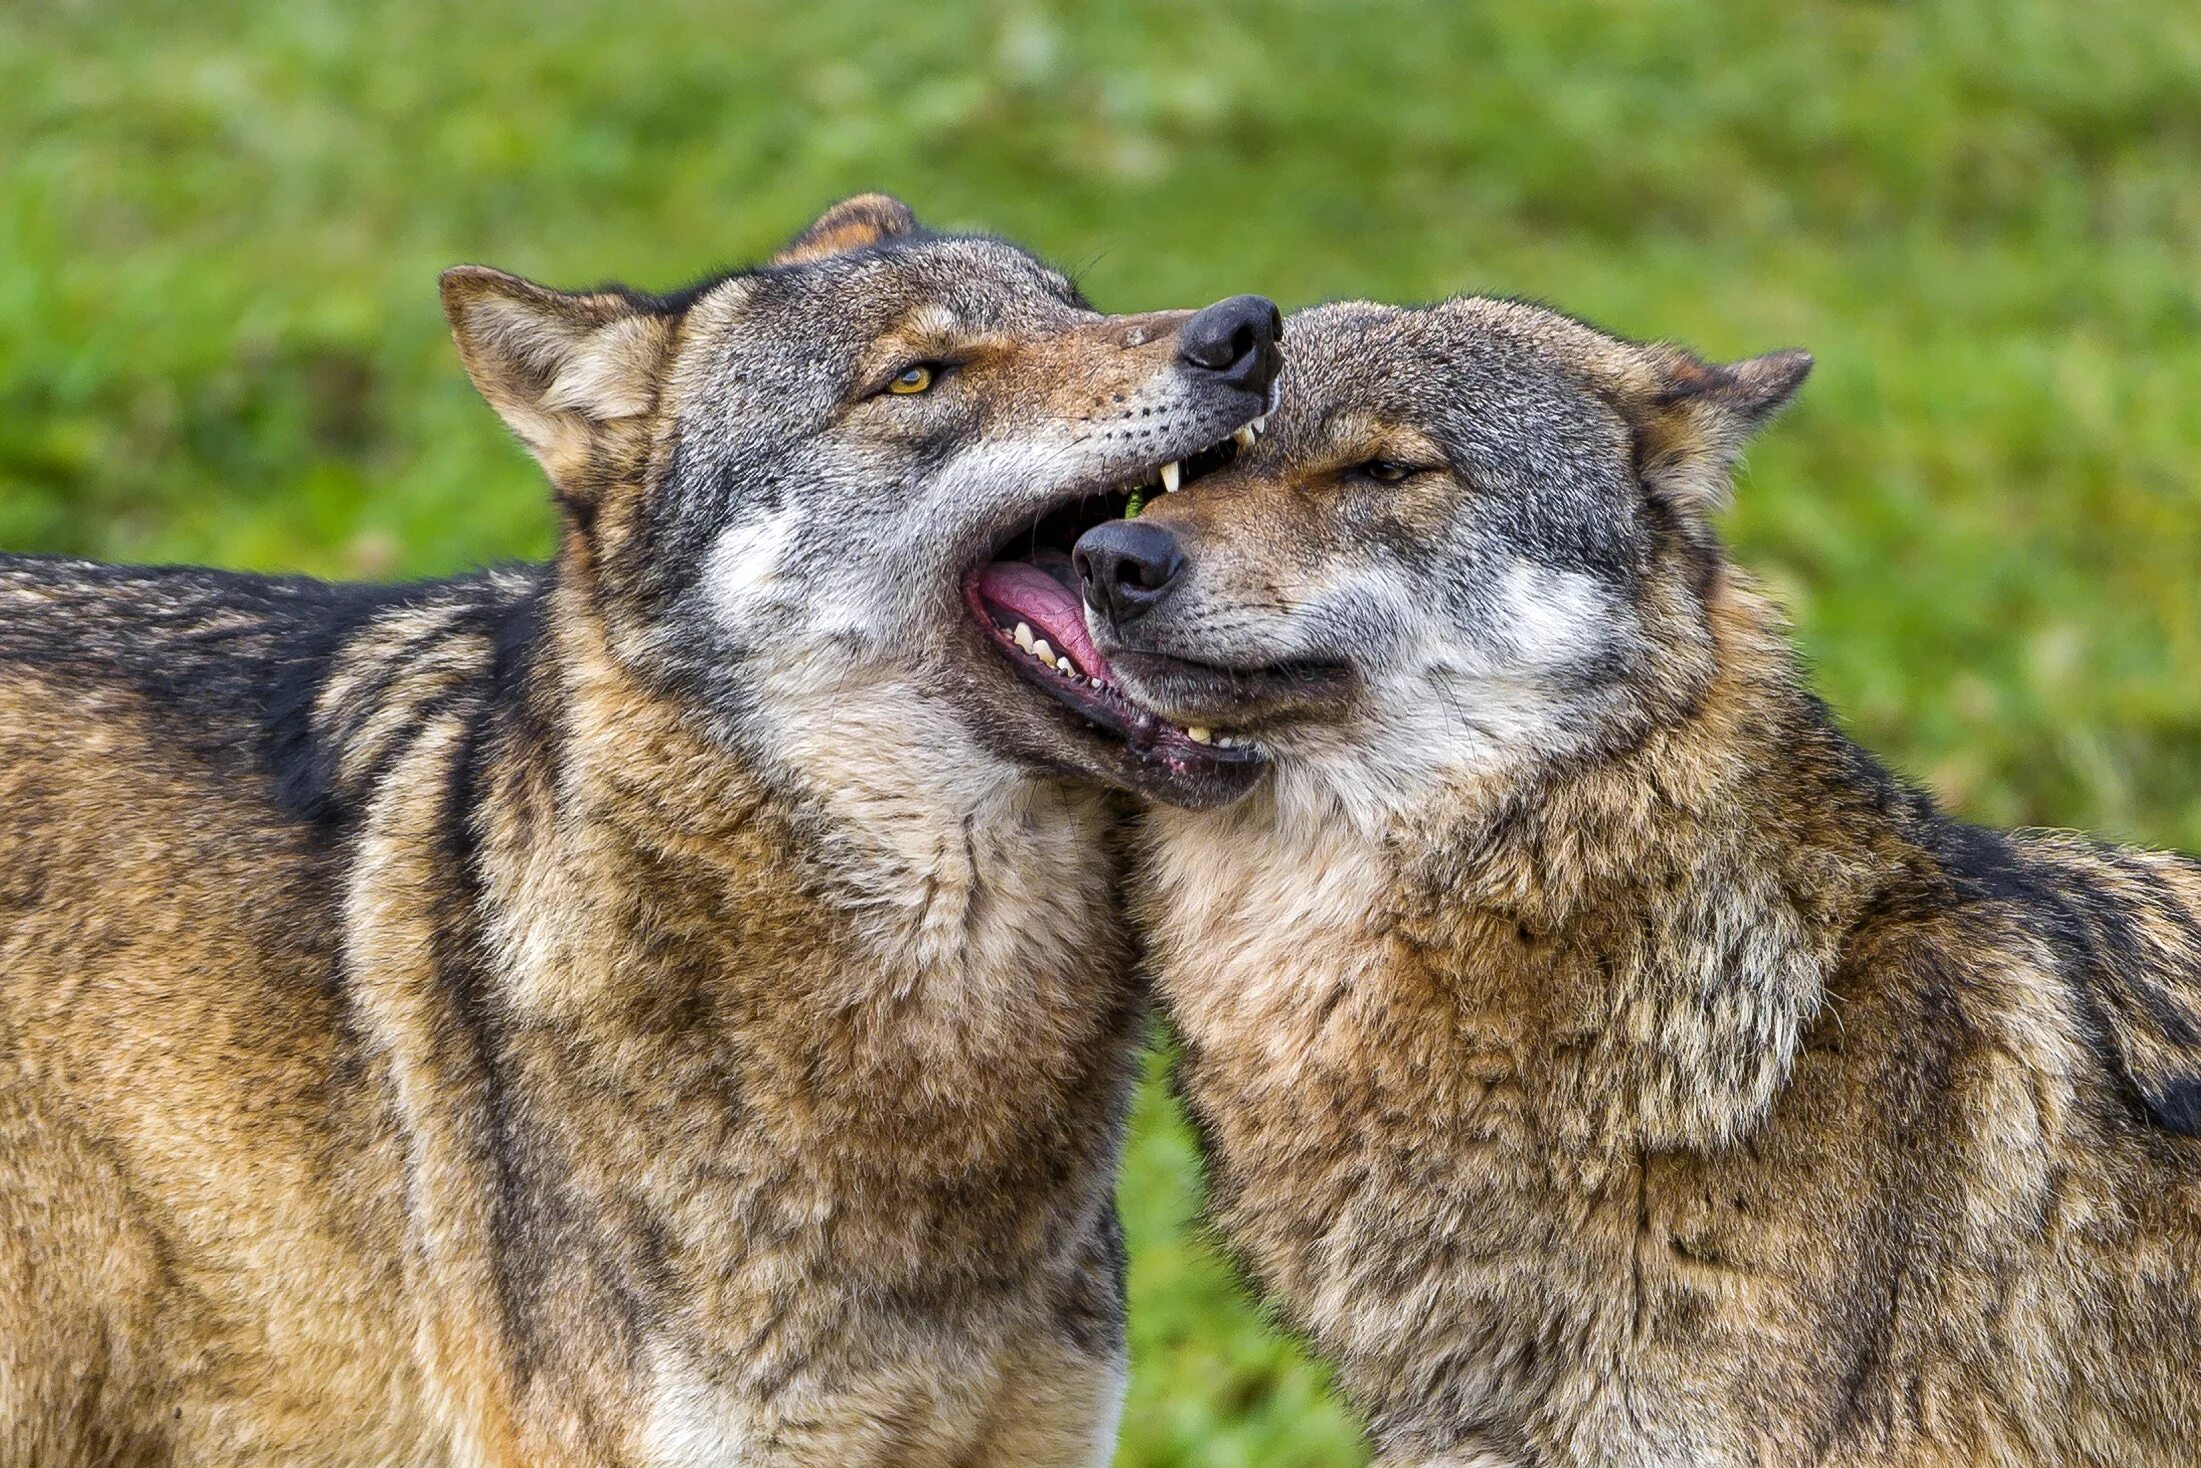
[961,421,1268,774]
[993,609,1249,748]
[966,555,1248,749]
[964,577,1259,769]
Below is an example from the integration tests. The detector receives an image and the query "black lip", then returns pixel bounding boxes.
[1094,646,1358,725]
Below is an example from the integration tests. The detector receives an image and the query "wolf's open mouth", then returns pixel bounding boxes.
[959,421,1266,777]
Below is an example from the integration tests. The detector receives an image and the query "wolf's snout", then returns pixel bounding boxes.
[1178,295,1284,396]
[1075,520,1185,626]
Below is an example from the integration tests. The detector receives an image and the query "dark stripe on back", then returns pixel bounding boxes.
[0,552,543,829]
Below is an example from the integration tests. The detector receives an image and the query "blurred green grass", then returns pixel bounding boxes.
[4,1,2197,1460]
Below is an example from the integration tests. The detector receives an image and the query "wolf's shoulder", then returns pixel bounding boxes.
[0,551,544,822]
[1925,818,2201,1137]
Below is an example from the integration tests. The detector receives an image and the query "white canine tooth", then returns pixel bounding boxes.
[1217,735,1236,748]
[1056,655,1074,673]
[1233,424,1257,450]
[1187,726,1213,745]
[1013,622,1034,651]
[1159,461,1182,493]
[1029,637,1054,663]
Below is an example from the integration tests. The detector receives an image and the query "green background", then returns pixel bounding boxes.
[6,1,2197,1461]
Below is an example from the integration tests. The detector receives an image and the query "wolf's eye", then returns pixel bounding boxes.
[1361,459,1416,483]
[887,364,938,395]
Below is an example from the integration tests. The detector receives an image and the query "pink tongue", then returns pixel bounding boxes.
[974,561,1113,680]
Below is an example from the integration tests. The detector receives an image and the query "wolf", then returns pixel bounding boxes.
[1063,299,2201,1465]
[0,194,1281,1467]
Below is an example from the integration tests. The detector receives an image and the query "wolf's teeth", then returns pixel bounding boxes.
[1089,677,1103,688]
[1187,726,1213,745]
[1013,622,1034,651]
[1030,638,1055,663]
[1254,414,1268,433]
[1159,461,1182,493]
[1217,735,1237,748]
[1233,424,1257,450]
[1056,656,1074,674]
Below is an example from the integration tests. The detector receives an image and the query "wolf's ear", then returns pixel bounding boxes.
[773,193,918,265]
[440,266,677,494]
[1628,347,1812,516]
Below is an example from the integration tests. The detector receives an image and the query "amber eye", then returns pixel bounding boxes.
[1362,459,1415,483]
[887,364,937,395]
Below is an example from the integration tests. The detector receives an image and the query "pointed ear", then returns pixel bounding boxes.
[1629,347,1812,515]
[772,193,918,265]
[439,266,677,494]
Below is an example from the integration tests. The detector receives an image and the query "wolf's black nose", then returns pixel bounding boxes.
[1075,520,1185,626]
[1178,295,1284,396]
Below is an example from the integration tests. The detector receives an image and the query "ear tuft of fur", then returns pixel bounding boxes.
[1634,346,1812,516]
[1696,349,1814,426]
[440,266,675,494]
[773,193,919,265]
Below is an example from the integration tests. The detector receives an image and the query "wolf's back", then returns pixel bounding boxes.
[0,552,541,1465]
[1962,824,2201,1139]
[0,553,542,821]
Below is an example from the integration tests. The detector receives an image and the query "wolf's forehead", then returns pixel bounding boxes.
[1288,302,1538,387]
[1279,306,1458,412]
[1279,302,1621,441]
[1266,316,1460,446]
[688,238,1079,348]
[898,238,1086,324]
[810,235,1082,326]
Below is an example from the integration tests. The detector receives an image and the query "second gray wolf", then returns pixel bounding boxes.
[1061,299,2201,1465]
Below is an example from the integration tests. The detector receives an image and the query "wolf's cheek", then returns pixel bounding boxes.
[1480,561,1632,678]
[700,511,799,630]
[1261,559,1633,776]
[695,500,915,656]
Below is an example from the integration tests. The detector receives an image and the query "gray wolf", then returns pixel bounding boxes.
[0,194,1279,1466]
[1071,298,2201,1465]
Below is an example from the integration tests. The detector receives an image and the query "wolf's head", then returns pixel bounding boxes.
[441,196,1280,808]
[1070,297,1809,822]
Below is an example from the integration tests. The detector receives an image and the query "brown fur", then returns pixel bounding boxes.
[1111,301,2201,1465]
[0,199,1263,1466]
